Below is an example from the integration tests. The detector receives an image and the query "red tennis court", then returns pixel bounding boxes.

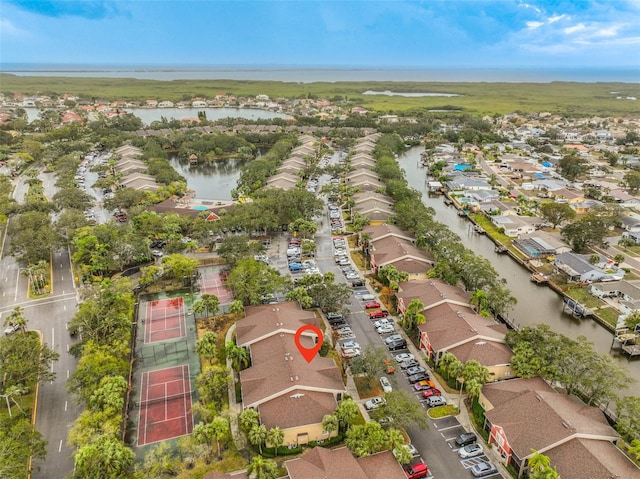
[137,365,193,446]
[199,270,233,303]
[144,297,187,343]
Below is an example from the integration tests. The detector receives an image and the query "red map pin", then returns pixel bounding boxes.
[294,325,323,363]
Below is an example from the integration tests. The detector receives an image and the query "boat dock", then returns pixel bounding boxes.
[613,331,640,357]
[562,297,592,318]
[531,273,549,284]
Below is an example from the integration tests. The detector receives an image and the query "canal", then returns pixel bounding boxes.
[397,146,640,394]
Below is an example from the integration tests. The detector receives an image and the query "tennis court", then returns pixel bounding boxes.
[136,364,194,446]
[198,268,233,304]
[144,297,187,343]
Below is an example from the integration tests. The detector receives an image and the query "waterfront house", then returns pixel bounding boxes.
[351,198,394,224]
[285,447,406,479]
[237,302,345,447]
[489,215,537,237]
[119,173,160,192]
[513,232,572,258]
[554,252,625,283]
[265,172,299,191]
[480,378,638,479]
[589,280,640,316]
[445,176,493,192]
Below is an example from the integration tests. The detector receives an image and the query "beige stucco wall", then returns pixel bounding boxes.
[487,364,515,382]
[278,422,337,447]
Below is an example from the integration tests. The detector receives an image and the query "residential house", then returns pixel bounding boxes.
[352,198,394,224]
[285,447,406,479]
[445,176,493,191]
[347,178,383,193]
[480,378,639,479]
[114,145,143,157]
[360,223,415,247]
[554,252,625,283]
[568,197,602,214]
[621,215,640,232]
[265,172,300,191]
[369,236,434,279]
[395,278,471,314]
[489,215,537,237]
[417,302,512,381]
[346,169,381,184]
[119,173,160,192]
[513,232,572,258]
[237,302,345,447]
[589,280,640,316]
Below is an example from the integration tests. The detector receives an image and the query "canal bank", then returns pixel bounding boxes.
[397,146,640,395]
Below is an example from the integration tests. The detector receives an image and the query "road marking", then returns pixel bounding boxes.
[14,269,20,301]
[58,439,63,452]
[65,401,68,411]
[66,344,69,352]
[64,304,66,311]
[67,370,70,379]
[438,424,462,432]
[61,276,64,282]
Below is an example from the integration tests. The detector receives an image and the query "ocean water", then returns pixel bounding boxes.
[1,63,639,83]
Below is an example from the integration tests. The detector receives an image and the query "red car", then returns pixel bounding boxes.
[364,301,381,309]
[369,310,389,319]
[421,388,442,398]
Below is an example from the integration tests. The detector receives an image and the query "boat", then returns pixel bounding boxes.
[562,297,592,318]
[494,245,507,254]
[473,225,486,234]
[457,210,467,217]
[530,273,548,284]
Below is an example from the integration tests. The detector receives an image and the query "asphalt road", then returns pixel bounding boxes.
[1,168,81,478]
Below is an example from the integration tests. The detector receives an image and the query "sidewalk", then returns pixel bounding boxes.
[225,323,247,453]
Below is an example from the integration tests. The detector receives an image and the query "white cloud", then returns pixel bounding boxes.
[564,23,586,34]
[0,18,29,37]
[526,21,544,30]
[594,25,620,37]
[548,14,566,23]
[519,3,542,14]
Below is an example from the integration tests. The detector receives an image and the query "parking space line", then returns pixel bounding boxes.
[438,424,462,432]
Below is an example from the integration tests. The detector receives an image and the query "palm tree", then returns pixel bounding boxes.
[470,289,490,317]
[322,414,338,437]
[248,424,267,454]
[386,428,405,451]
[226,342,249,374]
[1,385,27,418]
[266,427,284,457]
[202,293,220,317]
[229,299,245,318]
[246,455,278,479]
[195,332,218,362]
[192,300,206,319]
[335,398,359,431]
[527,450,559,479]
[210,416,230,460]
[239,408,260,433]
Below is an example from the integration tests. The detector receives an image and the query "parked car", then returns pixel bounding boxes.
[403,458,430,479]
[406,366,426,376]
[470,461,497,477]
[341,340,360,350]
[455,432,478,447]
[385,334,403,344]
[421,388,442,398]
[458,443,484,458]
[369,309,389,319]
[413,380,436,391]
[364,397,386,410]
[359,293,375,301]
[383,359,396,375]
[400,359,419,370]
[394,353,415,363]
[377,324,395,334]
[393,444,419,459]
[342,348,361,359]
[379,376,393,393]
[335,326,353,336]
[289,263,303,271]
[351,279,365,287]
[373,318,392,328]
[326,312,343,321]
[426,396,447,408]
[365,301,381,309]
[387,340,406,351]
[407,372,429,384]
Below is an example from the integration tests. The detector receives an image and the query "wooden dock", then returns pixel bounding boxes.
[531,273,549,284]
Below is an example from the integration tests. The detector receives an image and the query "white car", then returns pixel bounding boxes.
[341,340,360,350]
[373,318,392,328]
[458,443,484,458]
[359,293,376,301]
[336,327,353,335]
[364,397,386,410]
[376,324,395,334]
[394,353,415,363]
[393,444,419,459]
[379,376,392,393]
[342,348,361,359]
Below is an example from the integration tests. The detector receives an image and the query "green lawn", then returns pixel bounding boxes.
[594,307,620,328]
[564,287,605,309]
[3,74,640,116]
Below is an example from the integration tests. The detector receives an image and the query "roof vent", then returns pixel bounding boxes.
[294,375,299,381]
[456,311,463,317]
[535,394,542,401]
[290,376,294,382]
[290,393,305,399]
[476,341,486,346]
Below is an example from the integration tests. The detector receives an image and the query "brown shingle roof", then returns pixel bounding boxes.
[546,437,640,479]
[397,279,472,310]
[240,333,344,408]
[371,236,434,268]
[482,377,553,410]
[236,302,317,347]
[285,447,405,479]
[419,302,507,351]
[447,339,513,367]
[259,388,337,430]
[362,223,415,243]
[485,390,618,460]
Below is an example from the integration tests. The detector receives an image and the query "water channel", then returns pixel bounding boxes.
[161,140,639,395]
[397,146,639,395]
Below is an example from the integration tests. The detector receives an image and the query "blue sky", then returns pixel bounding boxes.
[1,0,639,68]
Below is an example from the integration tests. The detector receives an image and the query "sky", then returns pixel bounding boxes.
[1,0,640,69]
